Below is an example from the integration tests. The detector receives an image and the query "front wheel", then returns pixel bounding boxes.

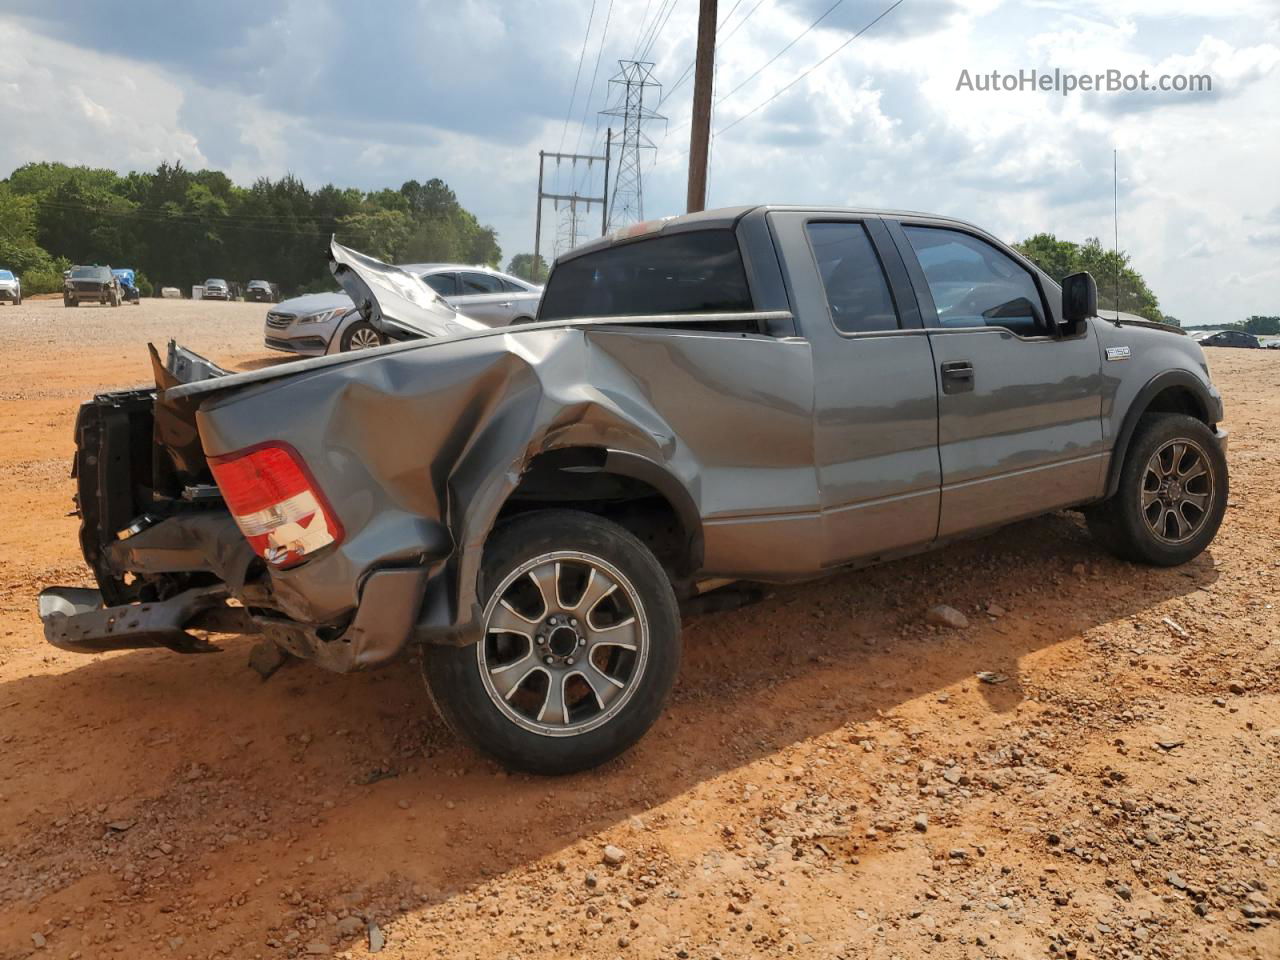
[1087,413,1228,566]
[340,320,385,352]
[422,510,681,775]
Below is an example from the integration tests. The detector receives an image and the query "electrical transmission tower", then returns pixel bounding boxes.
[554,197,585,257]
[603,61,664,230]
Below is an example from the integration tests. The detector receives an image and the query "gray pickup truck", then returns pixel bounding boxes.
[38,206,1229,774]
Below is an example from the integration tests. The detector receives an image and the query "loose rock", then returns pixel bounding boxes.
[926,605,969,629]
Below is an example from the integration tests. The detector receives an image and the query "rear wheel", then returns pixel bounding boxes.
[422,510,681,775]
[1087,413,1227,566]
[340,320,385,352]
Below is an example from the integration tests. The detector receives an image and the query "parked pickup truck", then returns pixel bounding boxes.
[37,207,1229,774]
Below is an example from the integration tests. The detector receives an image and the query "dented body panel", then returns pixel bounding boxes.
[38,208,1226,673]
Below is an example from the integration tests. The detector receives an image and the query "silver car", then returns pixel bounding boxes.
[0,269,21,305]
[264,264,542,355]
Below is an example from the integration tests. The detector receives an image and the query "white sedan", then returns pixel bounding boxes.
[264,264,542,355]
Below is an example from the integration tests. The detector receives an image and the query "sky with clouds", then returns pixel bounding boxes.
[1,0,1277,322]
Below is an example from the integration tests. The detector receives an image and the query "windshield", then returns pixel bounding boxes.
[248,280,269,288]
[205,279,226,287]
[0,270,14,282]
[71,266,111,280]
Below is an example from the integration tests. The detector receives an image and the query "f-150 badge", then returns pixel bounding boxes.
[1105,346,1131,361]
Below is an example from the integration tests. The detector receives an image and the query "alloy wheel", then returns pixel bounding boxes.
[348,327,382,350]
[477,551,650,737]
[1140,438,1215,544]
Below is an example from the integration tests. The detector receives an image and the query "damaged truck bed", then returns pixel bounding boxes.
[38,207,1228,773]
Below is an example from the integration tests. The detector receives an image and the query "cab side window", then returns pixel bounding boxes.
[904,226,1046,336]
[806,222,900,333]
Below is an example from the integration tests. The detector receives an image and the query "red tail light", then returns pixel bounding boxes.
[208,442,343,568]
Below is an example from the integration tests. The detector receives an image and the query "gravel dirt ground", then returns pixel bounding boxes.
[0,298,1277,960]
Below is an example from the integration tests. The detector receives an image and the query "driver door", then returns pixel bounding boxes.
[889,220,1106,537]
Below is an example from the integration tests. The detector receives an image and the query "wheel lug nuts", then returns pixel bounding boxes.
[543,656,554,665]
[570,618,578,627]
[536,635,546,645]
[566,657,575,666]
[578,638,586,647]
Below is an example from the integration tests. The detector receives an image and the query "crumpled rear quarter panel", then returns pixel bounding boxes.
[194,326,817,626]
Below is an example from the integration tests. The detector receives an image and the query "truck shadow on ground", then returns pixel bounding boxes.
[0,511,1219,952]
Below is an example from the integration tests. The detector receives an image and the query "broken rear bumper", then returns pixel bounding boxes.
[38,564,434,673]
[38,585,248,654]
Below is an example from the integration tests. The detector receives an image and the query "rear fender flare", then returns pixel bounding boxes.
[429,434,699,648]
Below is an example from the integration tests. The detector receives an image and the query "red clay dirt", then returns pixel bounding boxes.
[0,299,1277,959]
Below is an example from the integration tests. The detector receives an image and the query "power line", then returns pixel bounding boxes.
[712,0,847,111]
[633,0,674,60]
[715,0,904,136]
[631,0,658,57]
[572,0,619,195]
[31,198,395,238]
[659,0,768,108]
[558,0,599,156]
[34,200,373,224]
[717,0,768,46]
[32,201,355,238]
[638,0,681,62]
[30,193,447,225]
[654,0,904,165]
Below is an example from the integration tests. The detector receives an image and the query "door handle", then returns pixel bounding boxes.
[940,360,974,394]
[498,301,512,308]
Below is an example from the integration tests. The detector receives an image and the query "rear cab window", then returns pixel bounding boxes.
[806,222,900,334]
[539,229,754,323]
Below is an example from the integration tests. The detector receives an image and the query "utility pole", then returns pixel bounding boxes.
[531,136,611,282]
[686,0,717,214]
[533,151,545,281]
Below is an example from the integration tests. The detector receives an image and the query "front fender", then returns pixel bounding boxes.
[1104,367,1221,498]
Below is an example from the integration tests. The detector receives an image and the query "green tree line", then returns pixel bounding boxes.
[0,161,502,296]
[1014,233,1166,323]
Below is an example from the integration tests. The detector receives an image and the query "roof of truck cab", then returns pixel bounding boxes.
[556,204,991,263]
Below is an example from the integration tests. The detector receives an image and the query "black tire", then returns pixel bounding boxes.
[1087,413,1228,566]
[339,320,386,352]
[108,289,120,307]
[422,509,682,775]
[65,297,77,307]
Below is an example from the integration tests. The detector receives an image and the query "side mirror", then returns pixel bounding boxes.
[1061,271,1097,323]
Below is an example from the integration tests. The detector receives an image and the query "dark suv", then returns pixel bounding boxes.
[64,265,121,307]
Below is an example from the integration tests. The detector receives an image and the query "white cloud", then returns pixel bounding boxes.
[0,22,205,172]
[2,1,1278,322]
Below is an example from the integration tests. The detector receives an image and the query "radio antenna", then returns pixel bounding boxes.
[1113,149,1121,323]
